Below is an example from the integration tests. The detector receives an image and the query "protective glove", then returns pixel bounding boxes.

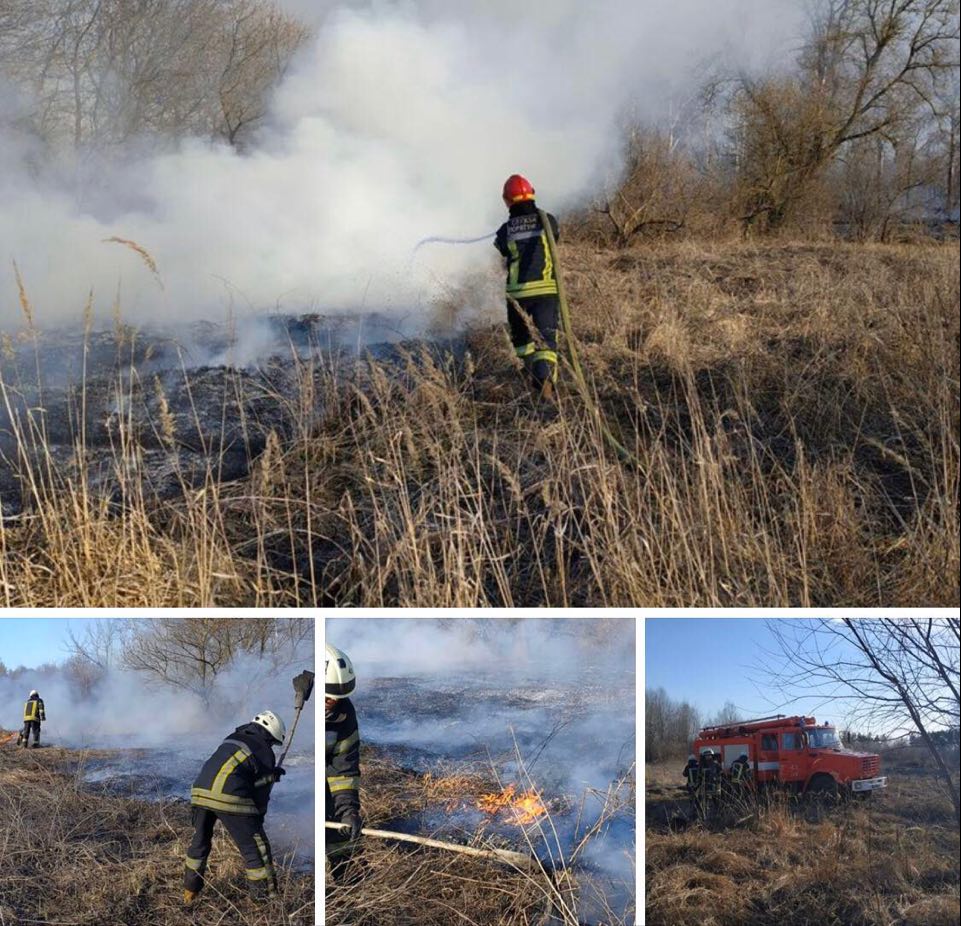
[273,767,287,781]
[342,811,362,841]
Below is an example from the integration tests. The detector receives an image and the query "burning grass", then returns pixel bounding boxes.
[0,736,314,926]
[326,746,636,926]
[645,756,960,926]
[1,238,958,606]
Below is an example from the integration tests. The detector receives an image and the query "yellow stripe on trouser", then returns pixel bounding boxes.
[184,856,205,873]
[515,343,536,358]
[248,834,276,891]
[327,776,360,793]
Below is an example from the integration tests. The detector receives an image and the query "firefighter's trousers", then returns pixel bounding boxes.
[184,807,276,899]
[20,720,40,747]
[508,295,558,391]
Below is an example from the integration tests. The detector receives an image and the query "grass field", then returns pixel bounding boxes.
[1,238,958,606]
[645,750,960,926]
[0,736,314,926]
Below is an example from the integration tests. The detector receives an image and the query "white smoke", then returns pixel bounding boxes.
[0,0,803,329]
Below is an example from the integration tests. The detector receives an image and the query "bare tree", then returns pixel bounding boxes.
[120,617,312,701]
[646,687,702,762]
[763,617,960,823]
[0,0,309,152]
[731,0,959,232]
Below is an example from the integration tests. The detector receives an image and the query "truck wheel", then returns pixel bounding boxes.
[806,774,839,800]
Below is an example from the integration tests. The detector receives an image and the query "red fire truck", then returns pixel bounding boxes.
[693,715,887,796]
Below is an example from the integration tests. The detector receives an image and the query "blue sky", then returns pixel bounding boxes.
[645,618,851,726]
[0,617,102,670]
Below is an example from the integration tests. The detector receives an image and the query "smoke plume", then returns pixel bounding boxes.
[1,1,802,330]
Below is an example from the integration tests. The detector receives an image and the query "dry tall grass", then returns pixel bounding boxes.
[1,239,957,606]
[645,754,960,926]
[0,740,314,925]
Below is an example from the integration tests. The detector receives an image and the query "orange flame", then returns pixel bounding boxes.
[476,784,547,825]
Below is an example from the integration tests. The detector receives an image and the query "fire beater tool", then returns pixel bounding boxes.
[324,821,543,873]
[278,669,314,769]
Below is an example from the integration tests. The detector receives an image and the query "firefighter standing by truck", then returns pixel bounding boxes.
[183,710,287,905]
[18,690,45,747]
[726,752,753,811]
[494,175,561,402]
[682,754,699,811]
[326,643,362,883]
[693,747,723,820]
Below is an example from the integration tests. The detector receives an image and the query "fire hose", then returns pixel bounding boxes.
[324,821,542,872]
[536,208,636,465]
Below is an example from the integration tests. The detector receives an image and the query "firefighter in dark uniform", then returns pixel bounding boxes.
[495,174,561,401]
[326,643,362,883]
[19,690,45,747]
[697,747,722,819]
[682,754,699,801]
[183,710,287,905]
[729,752,752,807]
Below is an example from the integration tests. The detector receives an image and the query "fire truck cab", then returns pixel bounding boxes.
[693,715,887,796]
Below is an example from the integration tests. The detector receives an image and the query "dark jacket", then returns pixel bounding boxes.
[494,201,560,300]
[23,695,45,723]
[326,698,360,820]
[682,760,699,788]
[191,723,277,817]
[731,758,752,783]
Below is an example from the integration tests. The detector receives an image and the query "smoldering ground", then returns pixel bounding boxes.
[0,639,315,863]
[325,617,636,924]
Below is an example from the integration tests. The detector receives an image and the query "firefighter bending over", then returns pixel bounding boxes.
[183,710,287,905]
[18,690,45,748]
[495,174,561,401]
[326,643,362,883]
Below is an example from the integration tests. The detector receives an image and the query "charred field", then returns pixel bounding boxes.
[644,749,961,926]
[1,238,958,607]
[326,668,636,926]
[0,738,315,926]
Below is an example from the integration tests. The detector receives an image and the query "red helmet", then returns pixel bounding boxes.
[502,174,535,206]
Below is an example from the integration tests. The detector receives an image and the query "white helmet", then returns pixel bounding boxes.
[29,690,38,697]
[252,710,286,745]
[326,643,356,700]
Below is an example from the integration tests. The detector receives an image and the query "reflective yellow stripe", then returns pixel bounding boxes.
[190,788,260,815]
[515,343,535,358]
[24,702,38,721]
[506,279,558,297]
[530,349,557,365]
[245,866,270,881]
[212,747,251,795]
[333,730,359,755]
[184,856,205,872]
[327,775,360,793]
[540,231,553,283]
